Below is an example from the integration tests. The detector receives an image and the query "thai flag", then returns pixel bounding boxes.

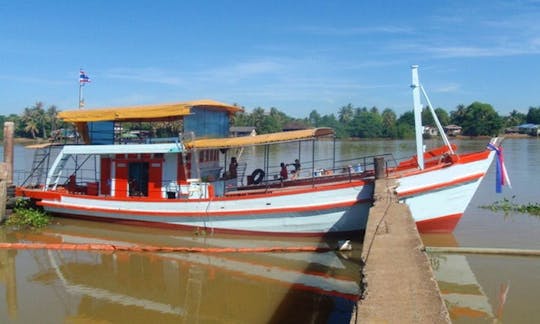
[79,70,91,83]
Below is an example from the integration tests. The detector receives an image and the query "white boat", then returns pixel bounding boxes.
[17,66,498,236]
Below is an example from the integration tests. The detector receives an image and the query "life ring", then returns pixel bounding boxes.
[251,169,265,185]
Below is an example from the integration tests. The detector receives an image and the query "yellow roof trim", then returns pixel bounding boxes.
[58,99,243,123]
[185,128,334,149]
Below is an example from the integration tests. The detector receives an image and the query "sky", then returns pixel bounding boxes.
[1,0,539,118]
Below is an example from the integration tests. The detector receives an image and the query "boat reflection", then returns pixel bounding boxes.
[422,233,495,322]
[2,219,361,323]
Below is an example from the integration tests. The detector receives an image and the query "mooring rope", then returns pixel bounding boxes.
[425,246,540,257]
[0,242,333,253]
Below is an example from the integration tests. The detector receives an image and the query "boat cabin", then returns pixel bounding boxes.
[30,100,243,200]
[22,100,380,202]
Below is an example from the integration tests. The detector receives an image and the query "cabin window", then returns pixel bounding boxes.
[184,108,229,138]
[128,162,149,197]
[88,121,115,144]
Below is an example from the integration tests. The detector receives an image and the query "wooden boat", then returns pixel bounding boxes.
[17,67,498,236]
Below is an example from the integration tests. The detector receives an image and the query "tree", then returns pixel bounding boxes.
[21,106,39,138]
[307,110,321,127]
[381,108,397,138]
[422,107,450,128]
[450,104,466,126]
[526,106,540,124]
[47,104,59,134]
[319,114,346,138]
[249,107,266,132]
[349,107,383,138]
[396,111,415,139]
[338,104,354,124]
[504,109,527,127]
[460,102,503,136]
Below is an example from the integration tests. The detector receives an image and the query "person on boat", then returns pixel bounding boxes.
[229,157,238,178]
[280,162,288,180]
[290,159,301,179]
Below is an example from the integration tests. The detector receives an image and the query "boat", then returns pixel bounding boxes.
[16,66,498,235]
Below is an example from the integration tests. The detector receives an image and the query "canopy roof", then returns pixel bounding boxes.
[58,99,243,123]
[185,127,334,149]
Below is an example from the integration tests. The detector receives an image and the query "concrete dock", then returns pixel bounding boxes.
[352,179,450,323]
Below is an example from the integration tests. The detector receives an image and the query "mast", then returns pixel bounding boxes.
[411,65,424,169]
[411,66,455,170]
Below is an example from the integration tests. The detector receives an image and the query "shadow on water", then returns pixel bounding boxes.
[0,218,363,323]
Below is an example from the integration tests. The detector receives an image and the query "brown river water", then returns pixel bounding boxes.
[0,137,538,323]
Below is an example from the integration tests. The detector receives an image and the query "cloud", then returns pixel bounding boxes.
[104,68,186,86]
[432,83,460,93]
[295,25,414,36]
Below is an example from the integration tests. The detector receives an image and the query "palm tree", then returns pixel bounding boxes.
[47,104,59,134]
[21,107,38,138]
[338,104,354,123]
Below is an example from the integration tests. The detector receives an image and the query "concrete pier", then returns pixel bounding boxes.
[353,179,450,323]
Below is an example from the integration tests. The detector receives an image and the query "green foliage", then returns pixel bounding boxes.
[423,107,450,126]
[481,197,540,216]
[381,108,398,138]
[459,102,503,136]
[10,102,64,139]
[504,110,527,127]
[527,106,540,124]
[5,199,51,228]
[349,107,383,138]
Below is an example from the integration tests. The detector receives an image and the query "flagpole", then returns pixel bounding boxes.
[78,82,83,109]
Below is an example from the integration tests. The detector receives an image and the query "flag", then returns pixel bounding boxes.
[79,70,91,84]
[487,142,512,193]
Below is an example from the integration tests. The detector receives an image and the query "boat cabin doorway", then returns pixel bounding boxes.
[128,162,149,197]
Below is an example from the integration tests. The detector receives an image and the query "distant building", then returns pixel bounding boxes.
[517,123,539,136]
[443,124,462,136]
[423,126,438,137]
[282,122,308,132]
[230,126,256,137]
[504,126,520,134]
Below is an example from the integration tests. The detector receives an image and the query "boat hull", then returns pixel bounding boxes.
[396,150,495,233]
[34,182,373,237]
[20,149,495,236]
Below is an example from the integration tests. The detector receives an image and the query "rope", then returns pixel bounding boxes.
[361,179,394,265]
[0,242,332,253]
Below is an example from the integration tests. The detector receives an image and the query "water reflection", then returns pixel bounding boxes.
[0,219,362,323]
[421,232,539,324]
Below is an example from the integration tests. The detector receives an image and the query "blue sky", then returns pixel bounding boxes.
[1,0,539,118]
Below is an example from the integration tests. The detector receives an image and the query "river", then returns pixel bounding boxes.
[0,137,538,323]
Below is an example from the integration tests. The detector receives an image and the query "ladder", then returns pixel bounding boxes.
[48,153,71,190]
[22,146,51,187]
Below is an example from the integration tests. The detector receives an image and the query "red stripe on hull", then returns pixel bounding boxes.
[415,213,462,233]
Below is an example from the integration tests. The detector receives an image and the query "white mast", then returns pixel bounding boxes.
[411,66,455,170]
[411,65,424,169]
